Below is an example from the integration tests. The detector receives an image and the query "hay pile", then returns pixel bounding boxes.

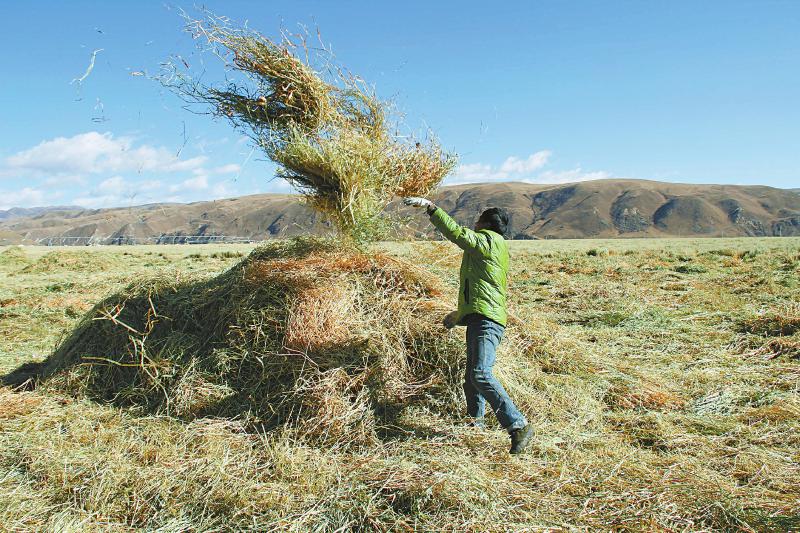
[168,15,456,243]
[36,239,532,447]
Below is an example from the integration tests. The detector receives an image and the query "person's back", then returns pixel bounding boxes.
[451,223,509,328]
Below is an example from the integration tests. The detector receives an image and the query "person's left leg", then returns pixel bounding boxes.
[467,317,527,432]
[464,319,486,424]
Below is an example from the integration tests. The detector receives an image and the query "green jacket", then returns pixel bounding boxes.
[429,207,509,327]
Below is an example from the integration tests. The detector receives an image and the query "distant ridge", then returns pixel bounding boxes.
[1,180,799,244]
[0,206,82,222]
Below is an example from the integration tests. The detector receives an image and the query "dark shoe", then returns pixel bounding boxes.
[509,424,534,454]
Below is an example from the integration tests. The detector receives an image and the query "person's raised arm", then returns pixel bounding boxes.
[403,197,491,256]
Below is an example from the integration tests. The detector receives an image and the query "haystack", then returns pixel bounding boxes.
[166,14,456,243]
[34,239,529,447]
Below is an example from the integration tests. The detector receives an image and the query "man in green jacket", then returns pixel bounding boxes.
[404,197,534,454]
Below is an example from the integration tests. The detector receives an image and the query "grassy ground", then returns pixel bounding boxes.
[1,238,798,531]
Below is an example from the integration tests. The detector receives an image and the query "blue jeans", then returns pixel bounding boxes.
[464,314,527,432]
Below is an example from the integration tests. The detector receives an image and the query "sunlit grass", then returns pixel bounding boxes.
[0,237,798,530]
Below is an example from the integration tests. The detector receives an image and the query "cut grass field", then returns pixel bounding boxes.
[1,237,798,531]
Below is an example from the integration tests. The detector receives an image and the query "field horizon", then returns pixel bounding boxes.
[2,179,799,246]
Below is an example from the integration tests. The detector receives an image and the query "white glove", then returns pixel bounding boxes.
[403,197,433,208]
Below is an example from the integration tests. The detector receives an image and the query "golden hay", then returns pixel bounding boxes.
[0,389,42,420]
[738,312,800,337]
[284,284,360,353]
[605,377,686,411]
[741,399,800,423]
[243,249,444,297]
[168,15,457,243]
[293,368,378,447]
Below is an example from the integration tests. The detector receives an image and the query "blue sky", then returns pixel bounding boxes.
[1,0,798,210]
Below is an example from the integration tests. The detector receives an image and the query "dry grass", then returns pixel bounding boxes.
[19,250,122,273]
[0,237,799,530]
[738,309,800,337]
[165,14,456,244]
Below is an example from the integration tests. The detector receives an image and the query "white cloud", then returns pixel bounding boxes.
[171,175,209,193]
[72,173,236,209]
[44,174,87,186]
[450,162,495,184]
[527,168,613,184]
[4,131,206,177]
[446,150,616,186]
[210,163,241,175]
[73,176,164,208]
[0,187,50,210]
[499,151,552,174]
[71,195,124,208]
[448,150,552,185]
[193,136,231,153]
[0,131,248,209]
[97,176,126,193]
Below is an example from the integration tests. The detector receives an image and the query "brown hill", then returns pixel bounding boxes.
[1,180,799,244]
[422,180,800,239]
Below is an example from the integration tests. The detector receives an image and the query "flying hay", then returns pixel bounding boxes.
[165,14,457,244]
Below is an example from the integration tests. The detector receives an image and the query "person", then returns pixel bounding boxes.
[404,196,534,454]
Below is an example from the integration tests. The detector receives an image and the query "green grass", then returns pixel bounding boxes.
[1,238,799,531]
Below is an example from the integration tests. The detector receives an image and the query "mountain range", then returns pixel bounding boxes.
[1,180,798,245]
[0,206,82,222]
